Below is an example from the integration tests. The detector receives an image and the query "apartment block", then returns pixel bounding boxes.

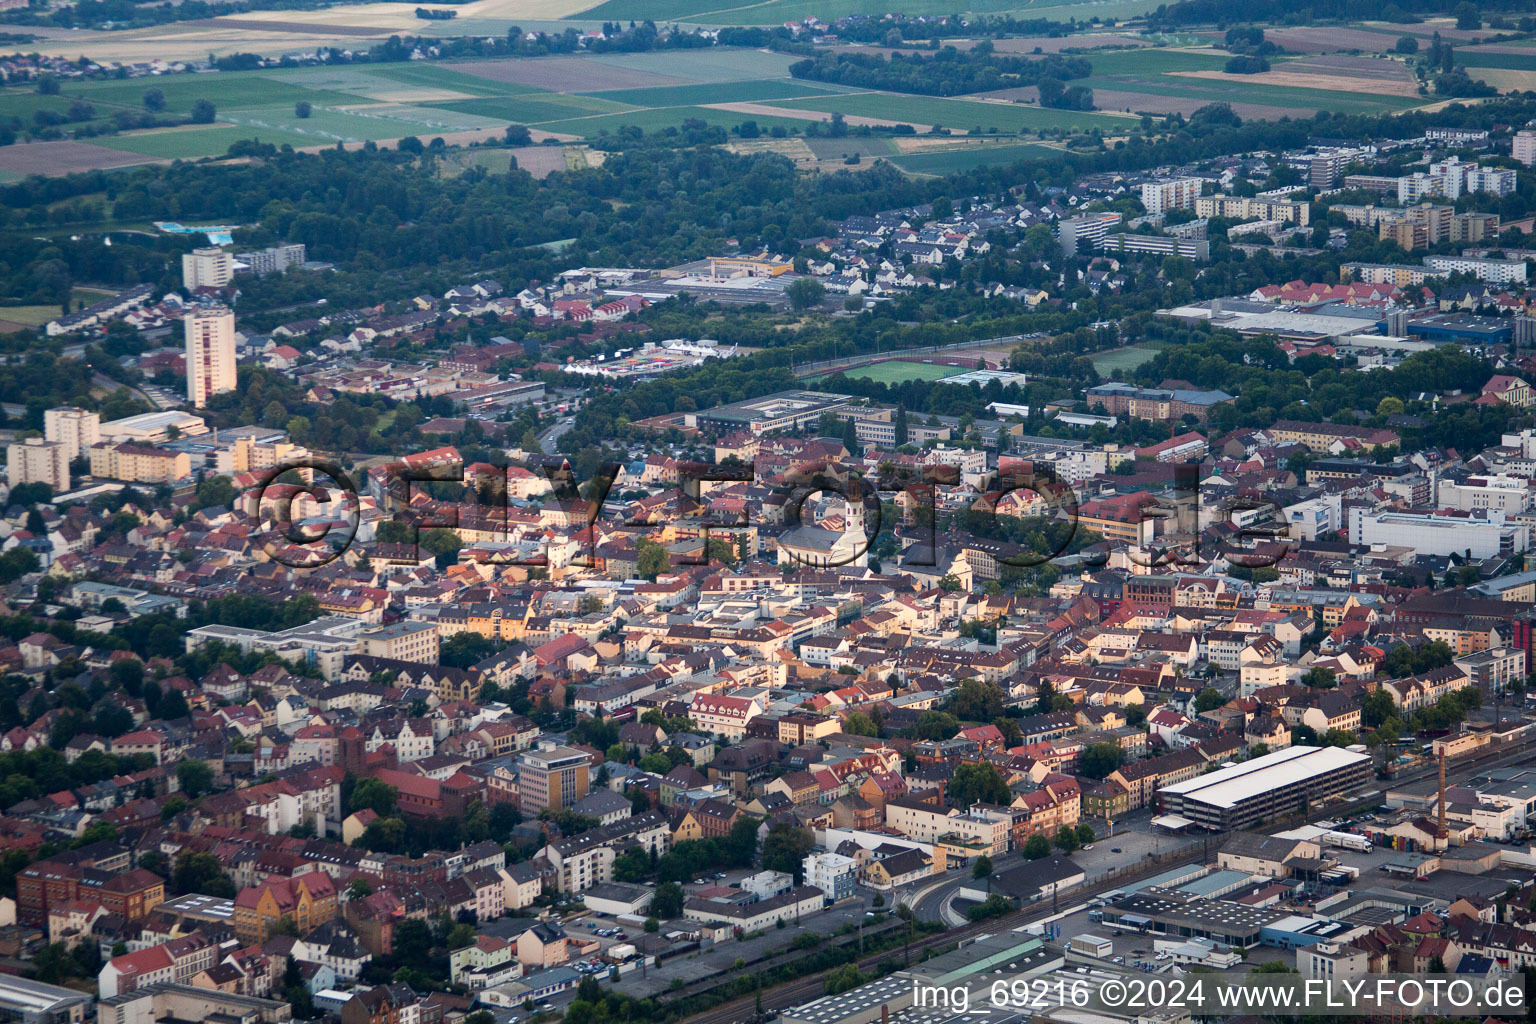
[8,437,69,492]
[43,407,100,462]
[1056,211,1122,255]
[181,248,235,291]
[88,443,190,484]
[1193,194,1310,226]
[1514,129,1536,167]
[185,307,237,409]
[1141,178,1203,216]
[357,621,439,664]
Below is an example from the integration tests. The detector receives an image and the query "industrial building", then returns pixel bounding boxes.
[1097,890,1282,947]
[1155,745,1373,831]
[0,976,92,1024]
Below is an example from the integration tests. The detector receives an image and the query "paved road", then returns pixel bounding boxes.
[538,414,575,454]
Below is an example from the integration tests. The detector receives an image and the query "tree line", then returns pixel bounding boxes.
[789,45,1092,98]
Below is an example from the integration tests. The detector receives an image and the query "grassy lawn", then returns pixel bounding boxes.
[763,92,1127,132]
[891,142,1061,173]
[0,304,62,327]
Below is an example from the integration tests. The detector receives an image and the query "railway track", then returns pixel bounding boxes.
[675,731,1536,1024]
[673,847,1210,1024]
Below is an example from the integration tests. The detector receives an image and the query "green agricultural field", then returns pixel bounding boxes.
[586,48,803,82]
[367,63,544,96]
[817,360,968,384]
[353,103,511,131]
[575,0,1165,25]
[891,142,1061,173]
[88,125,327,158]
[1091,342,1164,376]
[591,78,840,106]
[220,105,470,143]
[806,136,897,159]
[1084,48,1232,75]
[538,104,812,137]
[0,90,88,121]
[1083,73,1419,114]
[429,93,633,125]
[1457,50,1536,70]
[66,72,367,113]
[763,92,1127,133]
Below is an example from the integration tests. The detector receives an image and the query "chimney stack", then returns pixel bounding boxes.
[1438,749,1447,839]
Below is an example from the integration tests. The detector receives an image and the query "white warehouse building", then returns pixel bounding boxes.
[1346,507,1529,559]
[1436,473,1533,514]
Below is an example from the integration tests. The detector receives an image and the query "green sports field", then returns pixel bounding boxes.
[815,360,969,384]
[1091,342,1164,376]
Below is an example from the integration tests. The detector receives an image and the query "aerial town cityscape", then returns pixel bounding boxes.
[12,1,1536,1024]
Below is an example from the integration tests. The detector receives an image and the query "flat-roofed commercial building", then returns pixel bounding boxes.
[358,621,439,664]
[516,742,591,813]
[691,390,852,435]
[1156,745,1371,831]
[1099,890,1284,946]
